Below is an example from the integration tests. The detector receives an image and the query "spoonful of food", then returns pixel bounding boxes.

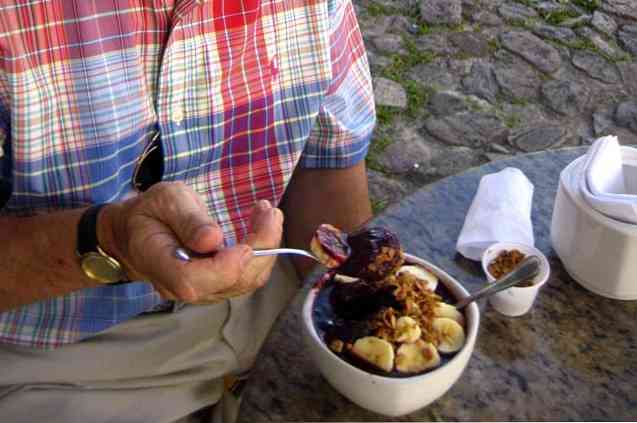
[174,223,405,282]
[310,224,405,280]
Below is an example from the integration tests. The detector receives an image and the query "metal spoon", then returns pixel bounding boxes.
[175,247,542,309]
[454,255,542,309]
[174,247,320,262]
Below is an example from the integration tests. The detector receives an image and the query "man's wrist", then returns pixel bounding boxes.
[96,203,125,269]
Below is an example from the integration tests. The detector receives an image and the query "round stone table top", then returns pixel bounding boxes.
[238,147,637,421]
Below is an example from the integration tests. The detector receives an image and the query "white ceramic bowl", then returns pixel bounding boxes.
[301,253,480,417]
[481,242,550,317]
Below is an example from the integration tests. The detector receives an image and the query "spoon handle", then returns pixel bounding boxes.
[455,255,542,309]
[174,247,319,262]
[253,248,319,261]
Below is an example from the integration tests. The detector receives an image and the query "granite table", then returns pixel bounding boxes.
[238,147,637,422]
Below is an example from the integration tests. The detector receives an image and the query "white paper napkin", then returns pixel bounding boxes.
[580,136,637,224]
[456,167,535,260]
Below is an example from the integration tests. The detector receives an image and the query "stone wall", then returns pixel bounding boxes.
[358,0,637,212]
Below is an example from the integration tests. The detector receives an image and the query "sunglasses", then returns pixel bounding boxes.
[132,131,164,192]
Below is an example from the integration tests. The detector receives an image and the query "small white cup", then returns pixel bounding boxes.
[481,242,551,317]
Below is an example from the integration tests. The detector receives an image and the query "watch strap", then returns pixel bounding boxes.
[77,204,108,255]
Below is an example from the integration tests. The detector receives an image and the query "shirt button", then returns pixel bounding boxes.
[172,108,184,125]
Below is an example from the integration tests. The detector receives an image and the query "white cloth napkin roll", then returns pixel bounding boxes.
[456,167,535,261]
[580,136,637,224]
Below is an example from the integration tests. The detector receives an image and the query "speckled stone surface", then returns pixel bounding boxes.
[238,147,637,422]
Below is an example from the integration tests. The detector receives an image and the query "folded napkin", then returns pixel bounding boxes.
[580,136,637,224]
[456,167,535,260]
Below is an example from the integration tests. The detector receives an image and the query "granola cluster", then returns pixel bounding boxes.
[371,271,441,346]
[366,246,405,282]
[487,249,534,287]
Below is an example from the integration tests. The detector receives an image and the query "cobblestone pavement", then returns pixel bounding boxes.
[358,0,637,212]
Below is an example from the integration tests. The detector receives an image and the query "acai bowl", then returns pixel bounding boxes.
[302,226,479,416]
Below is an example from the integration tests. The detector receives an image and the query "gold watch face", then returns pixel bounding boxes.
[80,252,124,284]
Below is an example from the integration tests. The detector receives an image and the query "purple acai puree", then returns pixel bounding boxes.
[312,224,404,281]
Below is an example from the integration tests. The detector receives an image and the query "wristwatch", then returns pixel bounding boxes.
[77,204,128,284]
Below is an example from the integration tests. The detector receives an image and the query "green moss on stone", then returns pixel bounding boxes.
[376,105,399,127]
[365,131,394,173]
[381,37,436,82]
[370,197,389,215]
[510,97,530,107]
[367,1,400,17]
[543,8,580,26]
[567,37,628,63]
[572,0,600,14]
[503,113,522,129]
[418,23,432,35]
[513,0,537,7]
[488,37,501,53]
[404,80,434,117]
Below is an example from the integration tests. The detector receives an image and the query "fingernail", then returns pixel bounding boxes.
[192,224,214,242]
[257,199,272,212]
[269,208,283,225]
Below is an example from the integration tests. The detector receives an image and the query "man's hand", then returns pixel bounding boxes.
[100,181,283,303]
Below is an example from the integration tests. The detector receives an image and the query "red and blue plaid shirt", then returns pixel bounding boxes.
[0,0,374,349]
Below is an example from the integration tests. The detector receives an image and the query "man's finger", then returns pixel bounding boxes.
[179,213,223,253]
[245,200,284,249]
[164,244,253,301]
[149,182,224,253]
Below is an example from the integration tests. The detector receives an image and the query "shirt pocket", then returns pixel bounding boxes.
[155,0,333,184]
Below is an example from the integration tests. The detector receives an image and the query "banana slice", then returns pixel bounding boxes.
[434,302,465,326]
[397,265,438,291]
[394,316,422,343]
[395,340,441,373]
[432,317,466,353]
[334,274,359,284]
[351,336,395,373]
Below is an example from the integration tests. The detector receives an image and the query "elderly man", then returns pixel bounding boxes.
[0,1,375,422]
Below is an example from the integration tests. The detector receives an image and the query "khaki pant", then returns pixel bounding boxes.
[0,258,299,423]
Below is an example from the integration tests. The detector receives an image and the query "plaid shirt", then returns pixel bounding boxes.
[0,0,374,349]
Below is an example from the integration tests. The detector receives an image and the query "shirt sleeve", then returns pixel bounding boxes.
[298,0,375,169]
